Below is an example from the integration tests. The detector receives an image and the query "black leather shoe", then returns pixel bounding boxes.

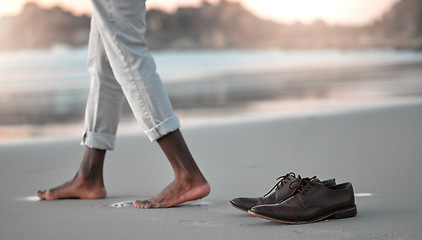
[248,176,357,224]
[229,173,336,212]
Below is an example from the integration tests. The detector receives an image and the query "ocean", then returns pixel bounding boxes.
[1,46,422,139]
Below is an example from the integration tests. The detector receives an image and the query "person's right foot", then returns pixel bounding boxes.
[133,179,210,209]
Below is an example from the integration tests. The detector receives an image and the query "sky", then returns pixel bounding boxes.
[1,0,401,26]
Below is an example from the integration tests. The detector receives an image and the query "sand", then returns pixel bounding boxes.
[1,101,422,240]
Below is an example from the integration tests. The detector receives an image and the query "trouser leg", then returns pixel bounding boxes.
[82,14,125,150]
[90,0,180,142]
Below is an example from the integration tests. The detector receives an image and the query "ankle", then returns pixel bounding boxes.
[74,172,104,187]
[175,172,207,186]
[175,173,194,185]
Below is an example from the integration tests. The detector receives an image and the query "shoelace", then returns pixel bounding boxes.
[263,172,296,197]
[290,176,317,195]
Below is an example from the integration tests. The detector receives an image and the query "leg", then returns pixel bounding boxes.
[91,0,209,207]
[90,0,180,141]
[133,130,210,208]
[37,147,107,200]
[82,11,126,150]
[37,13,124,200]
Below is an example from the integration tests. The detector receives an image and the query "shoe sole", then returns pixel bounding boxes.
[228,201,250,213]
[248,205,357,224]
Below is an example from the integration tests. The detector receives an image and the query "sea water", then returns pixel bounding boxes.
[1,46,422,138]
[2,46,422,89]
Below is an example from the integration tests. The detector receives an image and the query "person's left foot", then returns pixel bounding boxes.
[36,177,106,200]
[37,147,106,200]
[133,179,210,208]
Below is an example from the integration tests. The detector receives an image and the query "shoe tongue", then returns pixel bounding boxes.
[273,176,298,199]
[310,177,322,184]
[280,175,300,190]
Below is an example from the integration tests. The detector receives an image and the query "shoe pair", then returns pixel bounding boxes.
[229,172,357,224]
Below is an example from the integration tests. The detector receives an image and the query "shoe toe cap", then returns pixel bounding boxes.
[230,197,261,211]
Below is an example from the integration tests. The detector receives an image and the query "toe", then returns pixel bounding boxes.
[133,200,165,209]
[146,202,163,209]
[36,190,46,199]
[133,200,149,209]
[133,200,141,208]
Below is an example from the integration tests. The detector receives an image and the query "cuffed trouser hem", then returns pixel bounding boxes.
[81,131,117,151]
[145,114,181,142]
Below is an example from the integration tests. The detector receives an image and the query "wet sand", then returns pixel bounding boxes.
[0,101,422,239]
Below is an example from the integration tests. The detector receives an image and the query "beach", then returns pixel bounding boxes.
[1,101,421,240]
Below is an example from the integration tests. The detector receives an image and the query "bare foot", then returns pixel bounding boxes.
[134,129,210,208]
[37,147,107,200]
[37,177,106,200]
[133,180,210,208]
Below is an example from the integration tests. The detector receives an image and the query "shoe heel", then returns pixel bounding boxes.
[331,206,357,219]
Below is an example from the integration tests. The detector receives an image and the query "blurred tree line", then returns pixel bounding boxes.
[0,0,421,51]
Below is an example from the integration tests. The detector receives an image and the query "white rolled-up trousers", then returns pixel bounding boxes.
[81,0,180,150]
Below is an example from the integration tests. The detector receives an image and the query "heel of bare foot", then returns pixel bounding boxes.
[133,182,210,209]
[37,181,107,200]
